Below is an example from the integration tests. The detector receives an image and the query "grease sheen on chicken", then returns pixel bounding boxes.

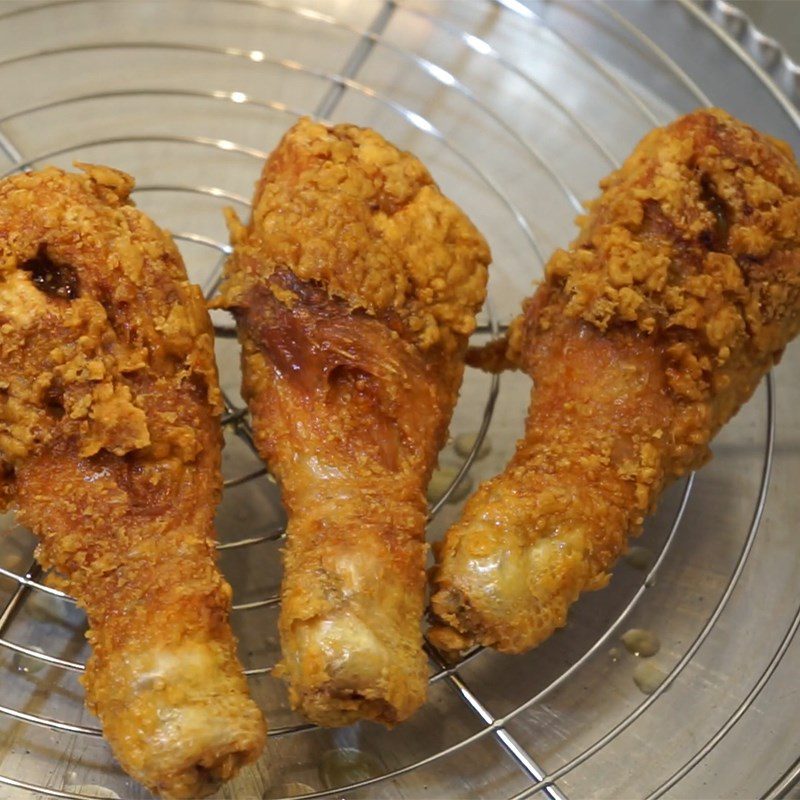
[430,109,800,656]
[0,166,265,798]
[215,118,490,726]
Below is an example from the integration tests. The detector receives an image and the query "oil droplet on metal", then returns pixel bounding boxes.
[427,467,473,505]
[264,782,316,798]
[633,661,666,695]
[621,628,660,658]
[319,747,381,790]
[454,432,491,460]
[623,546,653,571]
[13,647,46,674]
[282,783,316,798]
[64,786,120,799]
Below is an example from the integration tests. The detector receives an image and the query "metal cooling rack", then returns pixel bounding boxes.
[1,1,800,798]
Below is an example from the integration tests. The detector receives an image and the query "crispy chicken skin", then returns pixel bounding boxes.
[430,109,800,655]
[214,118,490,726]
[0,166,266,798]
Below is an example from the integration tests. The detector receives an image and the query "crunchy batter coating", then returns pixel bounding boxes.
[0,166,265,798]
[215,118,490,726]
[430,109,800,655]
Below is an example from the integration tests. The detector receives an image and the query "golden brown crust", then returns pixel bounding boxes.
[218,118,488,354]
[430,109,800,655]
[0,165,265,798]
[215,119,490,726]
[546,109,800,387]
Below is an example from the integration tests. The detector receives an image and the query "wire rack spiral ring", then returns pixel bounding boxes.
[0,1,797,799]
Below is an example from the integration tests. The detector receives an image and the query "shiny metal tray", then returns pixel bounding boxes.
[1,1,800,798]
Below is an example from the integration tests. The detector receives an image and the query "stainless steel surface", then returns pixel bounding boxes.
[0,1,799,798]
[728,0,800,88]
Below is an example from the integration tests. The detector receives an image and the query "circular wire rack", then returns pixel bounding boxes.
[1,1,800,798]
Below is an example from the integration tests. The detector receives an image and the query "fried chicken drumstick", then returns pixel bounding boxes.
[430,109,800,655]
[0,166,266,798]
[214,118,490,726]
